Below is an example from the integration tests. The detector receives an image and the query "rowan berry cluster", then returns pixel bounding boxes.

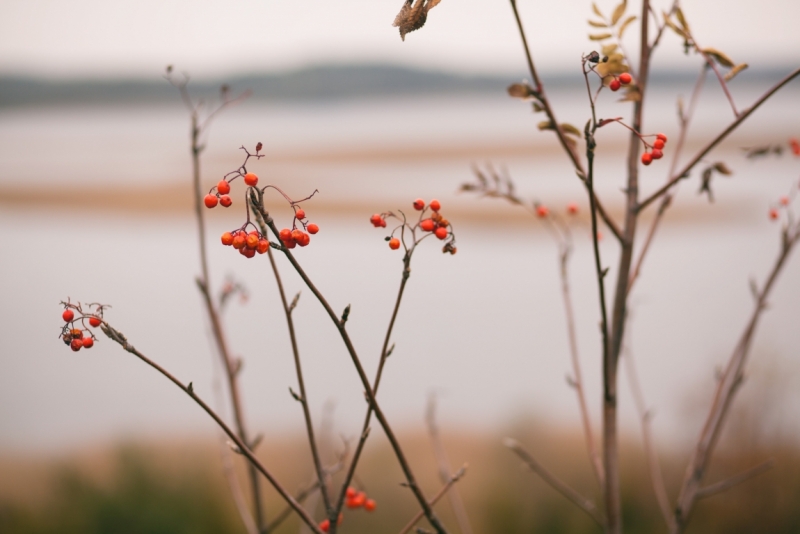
[220,227,271,258]
[608,71,632,92]
[370,198,457,254]
[768,180,799,221]
[536,202,580,218]
[317,487,376,532]
[204,143,264,210]
[641,133,668,166]
[59,301,106,352]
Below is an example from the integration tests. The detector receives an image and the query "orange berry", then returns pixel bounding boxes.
[297,232,310,247]
[370,214,383,227]
[609,79,621,91]
[364,498,376,512]
[345,487,357,499]
[420,219,435,232]
[220,195,232,208]
[62,309,74,322]
[294,209,305,220]
[430,199,441,211]
[434,226,448,240]
[779,196,789,206]
[567,202,578,215]
[70,338,83,352]
[536,205,549,218]
[388,238,400,250]
[217,180,231,195]
[291,229,303,243]
[769,208,779,220]
[89,316,102,327]
[653,139,665,150]
[257,239,269,254]
[232,234,246,249]
[244,173,258,187]
[279,228,292,242]
[319,519,330,532]
[651,149,663,160]
[619,72,632,85]
[641,152,653,166]
[82,336,94,349]
[246,234,259,249]
[204,194,218,208]
[221,232,234,246]
[656,133,668,143]
[413,198,425,210]
[307,223,319,234]
[283,239,297,249]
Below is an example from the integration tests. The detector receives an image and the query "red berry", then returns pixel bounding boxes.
[347,492,367,508]
[430,199,441,211]
[536,205,549,218]
[282,239,297,249]
[242,247,256,258]
[413,198,425,210]
[651,148,663,160]
[217,180,231,195]
[619,72,632,85]
[379,219,387,228]
[388,237,400,250]
[567,202,578,215]
[82,336,94,349]
[62,309,74,322]
[232,233,246,249]
[641,152,653,166]
[345,487,357,499]
[769,208,779,220]
[279,228,292,242]
[70,338,83,351]
[244,173,258,187]
[653,139,665,150]
[257,239,270,254]
[294,209,306,220]
[220,195,232,208]
[420,219,435,232]
[656,133,668,143]
[89,316,102,327]
[221,232,234,246]
[204,194,218,208]
[434,226,448,240]
[779,196,789,206]
[307,223,319,234]
[319,519,330,532]
[364,498,376,512]
[370,214,383,227]
[291,229,303,243]
[246,233,259,249]
[609,79,621,92]
[297,232,310,247]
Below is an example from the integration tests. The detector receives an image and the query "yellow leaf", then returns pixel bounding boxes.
[618,15,636,38]
[663,12,686,38]
[702,47,734,68]
[592,2,604,18]
[560,123,582,137]
[713,162,733,175]
[602,43,619,56]
[588,19,608,28]
[611,0,627,26]
[538,120,555,131]
[675,7,689,31]
[724,63,748,81]
[589,33,613,41]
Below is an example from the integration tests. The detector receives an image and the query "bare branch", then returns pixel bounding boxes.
[695,460,774,500]
[398,465,469,534]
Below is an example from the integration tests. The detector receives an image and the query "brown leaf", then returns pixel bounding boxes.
[663,12,687,38]
[602,43,619,56]
[618,15,636,38]
[713,162,733,175]
[610,0,627,26]
[675,7,689,32]
[592,2,604,18]
[507,83,536,99]
[619,85,641,102]
[588,19,608,28]
[702,47,735,68]
[537,120,555,131]
[589,32,613,41]
[393,0,441,41]
[724,63,748,81]
[532,101,544,112]
[560,123,582,137]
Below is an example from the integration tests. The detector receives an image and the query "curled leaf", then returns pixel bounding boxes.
[618,15,636,37]
[724,63,748,81]
[393,0,442,41]
[702,47,735,68]
[610,0,627,26]
[537,120,555,131]
[590,32,613,41]
[560,123,582,137]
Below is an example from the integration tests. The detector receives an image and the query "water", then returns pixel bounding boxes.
[1,86,799,455]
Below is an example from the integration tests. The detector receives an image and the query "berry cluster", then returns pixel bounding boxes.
[609,72,632,92]
[317,487,377,532]
[641,133,668,166]
[220,227,271,258]
[769,182,798,221]
[204,143,264,210]
[536,202,580,218]
[59,301,105,352]
[370,198,457,254]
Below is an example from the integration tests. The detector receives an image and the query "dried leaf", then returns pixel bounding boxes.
[675,7,689,32]
[592,2,604,18]
[702,47,735,68]
[537,120,555,131]
[618,15,636,37]
[610,0,627,26]
[393,0,441,41]
[532,101,544,112]
[619,85,641,102]
[663,12,686,38]
[724,63,748,81]
[589,32,613,41]
[588,19,608,28]
[560,123,582,137]
[508,83,535,99]
[602,43,619,56]
[713,162,733,175]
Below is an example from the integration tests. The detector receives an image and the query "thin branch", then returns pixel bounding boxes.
[99,323,323,534]
[426,395,473,534]
[638,67,800,212]
[398,465,469,534]
[220,443,260,534]
[504,438,604,527]
[695,460,774,500]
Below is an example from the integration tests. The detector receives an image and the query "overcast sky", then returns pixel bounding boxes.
[1,0,798,79]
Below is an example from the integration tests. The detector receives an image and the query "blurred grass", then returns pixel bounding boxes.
[2,420,800,534]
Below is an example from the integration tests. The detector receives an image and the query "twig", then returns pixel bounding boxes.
[398,465,469,534]
[695,460,774,500]
[638,67,800,212]
[426,395,473,534]
[504,438,604,527]
[99,324,323,534]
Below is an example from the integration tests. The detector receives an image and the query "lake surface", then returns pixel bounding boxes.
[1,84,799,455]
